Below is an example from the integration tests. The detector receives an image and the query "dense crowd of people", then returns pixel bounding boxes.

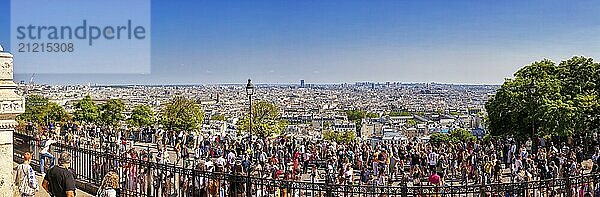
[24,123,600,196]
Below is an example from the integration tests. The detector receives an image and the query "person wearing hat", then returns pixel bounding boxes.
[43,151,76,197]
[15,152,39,197]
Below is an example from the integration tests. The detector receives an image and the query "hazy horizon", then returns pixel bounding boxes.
[14,73,503,86]
[3,1,599,85]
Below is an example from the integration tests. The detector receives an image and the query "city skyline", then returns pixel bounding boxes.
[2,0,599,85]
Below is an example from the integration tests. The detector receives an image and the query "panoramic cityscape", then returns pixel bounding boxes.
[1,1,599,197]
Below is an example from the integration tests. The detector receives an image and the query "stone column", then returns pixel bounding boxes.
[0,44,25,196]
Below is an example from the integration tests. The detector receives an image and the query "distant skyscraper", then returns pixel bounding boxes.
[300,79,305,88]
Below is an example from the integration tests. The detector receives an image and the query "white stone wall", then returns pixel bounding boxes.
[0,45,24,196]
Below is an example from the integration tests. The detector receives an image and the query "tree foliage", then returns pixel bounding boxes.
[366,112,379,118]
[160,96,204,132]
[389,111,412,116]
[73,95,100,124]
[406,119,417,127]
[128,104,155,129]
[322,130,356,144]
[19,94,69,125]
[99,99,125,128]
[430,128,476,145]
[237,101,286,138]
[346,109,366,136]
[486,56,599,138]
[346,110,366,121]
[19,94,50,125]
[45,102,70,123]
[211,114,226,121]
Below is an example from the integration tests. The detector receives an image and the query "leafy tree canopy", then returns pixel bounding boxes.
[389,111,412,116]
[18,94,70,126]
[346,109,366,121]
[430,128,476,145]
[73,95,100,124]
[99,99,125,128]
[322,130,356,144]
[19,94,50,125]
[237,100,286,138]
[486,56,599,138]
[160,96,204,133]
[211,114,226,121]
[128,104,155,129]
[366,112,380,118]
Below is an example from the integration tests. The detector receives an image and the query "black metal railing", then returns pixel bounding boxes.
[13,132,599,197]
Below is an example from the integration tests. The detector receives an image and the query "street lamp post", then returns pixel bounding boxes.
[246,79,254,152]
[245,79,254,196]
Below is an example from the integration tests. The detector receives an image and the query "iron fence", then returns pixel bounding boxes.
[13,132,599,197]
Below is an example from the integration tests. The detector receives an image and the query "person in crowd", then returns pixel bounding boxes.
[39,136,57,175]
[428,171,441,186]
[15,152,39,197]
[96,171,119,197]
[43,151,76,197]
[19,123,600,196]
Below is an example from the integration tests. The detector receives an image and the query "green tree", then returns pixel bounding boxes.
[45,102,70,123]
[556,57,600,134]
[366,112,380,118]
[430,133,452,145]
[99,99,125,128]
[430,128,475,145]
[128,104,155,129]
[406,119,417,127]
[237,101,286,138]
[346,110,366,121]
[323,130,337,141]
[322,130,355,144]
[449,111,463,116]
[18,95,70,127]
[339,130,356,143]
[211,114,226,121]
[160,96,204,132]
[486,56,600,138]
[346,109,366,136]
[73,95,100,124]
[19,94,50,125]
[449,128,476,142]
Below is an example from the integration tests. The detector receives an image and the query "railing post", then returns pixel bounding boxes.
[566,176,572,197]
[246,167,251,197]
[401,174,408,197]
[325,170,332,197]
[480,174,485,197]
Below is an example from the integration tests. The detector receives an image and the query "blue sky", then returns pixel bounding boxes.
[1,0,600,85]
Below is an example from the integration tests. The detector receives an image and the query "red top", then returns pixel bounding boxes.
[428,174,440,185]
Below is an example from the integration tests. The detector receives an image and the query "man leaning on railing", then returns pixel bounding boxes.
[39,136,57,176]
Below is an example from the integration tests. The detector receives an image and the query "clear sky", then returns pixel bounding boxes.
[1,0,599,85]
